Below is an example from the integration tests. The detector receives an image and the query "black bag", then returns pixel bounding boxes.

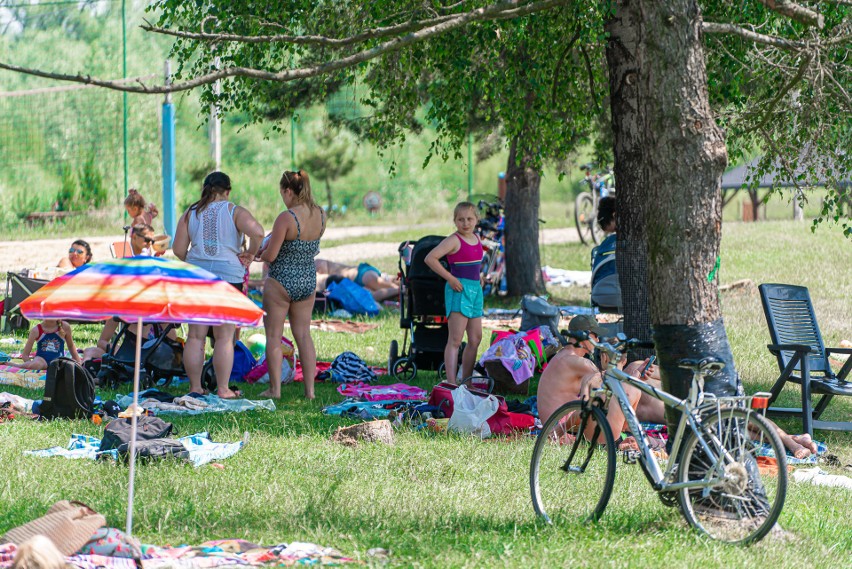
[40,357,96,420]
[520,295,566,345]
[99,416,174,453]
[124,438,189,462]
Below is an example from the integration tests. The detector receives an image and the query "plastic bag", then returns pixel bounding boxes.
[447,384,499,439]
[327,278,380,316]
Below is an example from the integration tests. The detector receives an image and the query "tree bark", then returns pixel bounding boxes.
[636,0,739,429]
[505,137,545,296]
[605,1,653,358]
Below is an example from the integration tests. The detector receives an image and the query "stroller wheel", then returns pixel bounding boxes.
[388,340,399,372]
[392,357,417,381]
[140,371,154,390]
[97,367,117,389]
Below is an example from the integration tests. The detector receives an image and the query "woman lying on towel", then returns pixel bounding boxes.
[315,258,399,302]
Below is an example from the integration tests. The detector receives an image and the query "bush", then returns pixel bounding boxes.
[78,153,107,208]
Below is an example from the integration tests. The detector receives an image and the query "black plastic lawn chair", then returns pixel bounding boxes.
[759,283,852,436]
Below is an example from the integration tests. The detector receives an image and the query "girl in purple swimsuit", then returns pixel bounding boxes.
[424,202,484,384]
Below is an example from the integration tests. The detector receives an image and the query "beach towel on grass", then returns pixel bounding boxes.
[24,432,243,467]
[336,382,428,401]
[322,398,420,418]
[0,539,358,568]
[115,393,276,415]
[0,364,46,389]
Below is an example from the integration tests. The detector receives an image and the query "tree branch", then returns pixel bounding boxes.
[579,45,601,114]
[142,0,552,47]
[0,0,568,94]
[747,53,813,134]
[550,27,581,107]
[702,21,807,50]
[756,0,824,29]
[141,14,458,47]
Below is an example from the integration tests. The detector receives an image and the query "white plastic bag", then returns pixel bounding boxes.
[447,384,499,439]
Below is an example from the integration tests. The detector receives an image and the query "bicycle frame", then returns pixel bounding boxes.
[593,358,761,494]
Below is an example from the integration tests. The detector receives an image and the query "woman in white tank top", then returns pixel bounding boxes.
[173,171,264,398]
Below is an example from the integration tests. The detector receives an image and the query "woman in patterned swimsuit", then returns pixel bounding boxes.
[259,169,326,400]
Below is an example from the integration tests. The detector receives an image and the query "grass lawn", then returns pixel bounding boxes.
[0,219,850,568]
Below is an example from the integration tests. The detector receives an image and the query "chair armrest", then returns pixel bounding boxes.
[767,343,813,354]
[825,347,852,356]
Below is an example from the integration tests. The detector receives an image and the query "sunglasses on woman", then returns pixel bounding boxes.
[69,248,85,254]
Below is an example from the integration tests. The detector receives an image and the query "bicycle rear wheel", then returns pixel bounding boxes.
[574,193,595,245]
[677,407,787,544]
[530,400,616,524]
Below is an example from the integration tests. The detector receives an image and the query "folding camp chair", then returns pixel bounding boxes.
[759,283,852,436]
[2,272,48,332]
[110,240,132,259]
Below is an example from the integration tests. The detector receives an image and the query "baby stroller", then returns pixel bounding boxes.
[389,236,464,380]
[96,321,185,390]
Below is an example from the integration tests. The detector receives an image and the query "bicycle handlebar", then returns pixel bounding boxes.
[565,330,724,376]
[563,330,632,361]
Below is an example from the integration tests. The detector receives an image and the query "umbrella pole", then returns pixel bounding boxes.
[126,316,143,536]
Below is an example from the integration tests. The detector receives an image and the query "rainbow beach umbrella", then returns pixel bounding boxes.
[19,256,264,536]
[19,256,263,326]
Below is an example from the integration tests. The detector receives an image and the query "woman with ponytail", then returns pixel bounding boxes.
[173,171,264,398]
[259,169,325,400]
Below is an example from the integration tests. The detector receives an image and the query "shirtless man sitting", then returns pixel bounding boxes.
[537,315,641,448]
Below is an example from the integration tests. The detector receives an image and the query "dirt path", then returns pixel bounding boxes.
[0,225,580,275]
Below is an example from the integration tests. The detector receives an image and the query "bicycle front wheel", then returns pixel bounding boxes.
[574,193,595,245]
[530,400,616,524]
[677,408,787,544]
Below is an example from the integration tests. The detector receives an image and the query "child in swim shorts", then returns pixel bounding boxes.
[424,202,484,384]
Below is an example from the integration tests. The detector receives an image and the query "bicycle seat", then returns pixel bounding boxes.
[677,357,725,373]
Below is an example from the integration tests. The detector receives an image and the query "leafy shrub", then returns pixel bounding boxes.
[55,164,76,211]
[77,153,107,208]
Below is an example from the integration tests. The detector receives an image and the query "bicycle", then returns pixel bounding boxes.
[573,163,615,246]
[529,332,787,544]
[475,198,506,296]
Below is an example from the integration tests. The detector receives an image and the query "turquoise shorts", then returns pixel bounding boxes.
[445,278,484,319]
[355,263,381,287]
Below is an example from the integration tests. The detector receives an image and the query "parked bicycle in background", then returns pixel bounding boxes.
[573,163,615,245]
[474,197,506,296]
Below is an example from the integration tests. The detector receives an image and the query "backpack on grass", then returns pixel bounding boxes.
[99,416,174,453]
[99,416,187,462]
[39,357,95,420]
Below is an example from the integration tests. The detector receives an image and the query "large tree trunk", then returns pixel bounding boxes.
[504,137,545,296]
[638,0,738,431]
[605,1,653,359]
